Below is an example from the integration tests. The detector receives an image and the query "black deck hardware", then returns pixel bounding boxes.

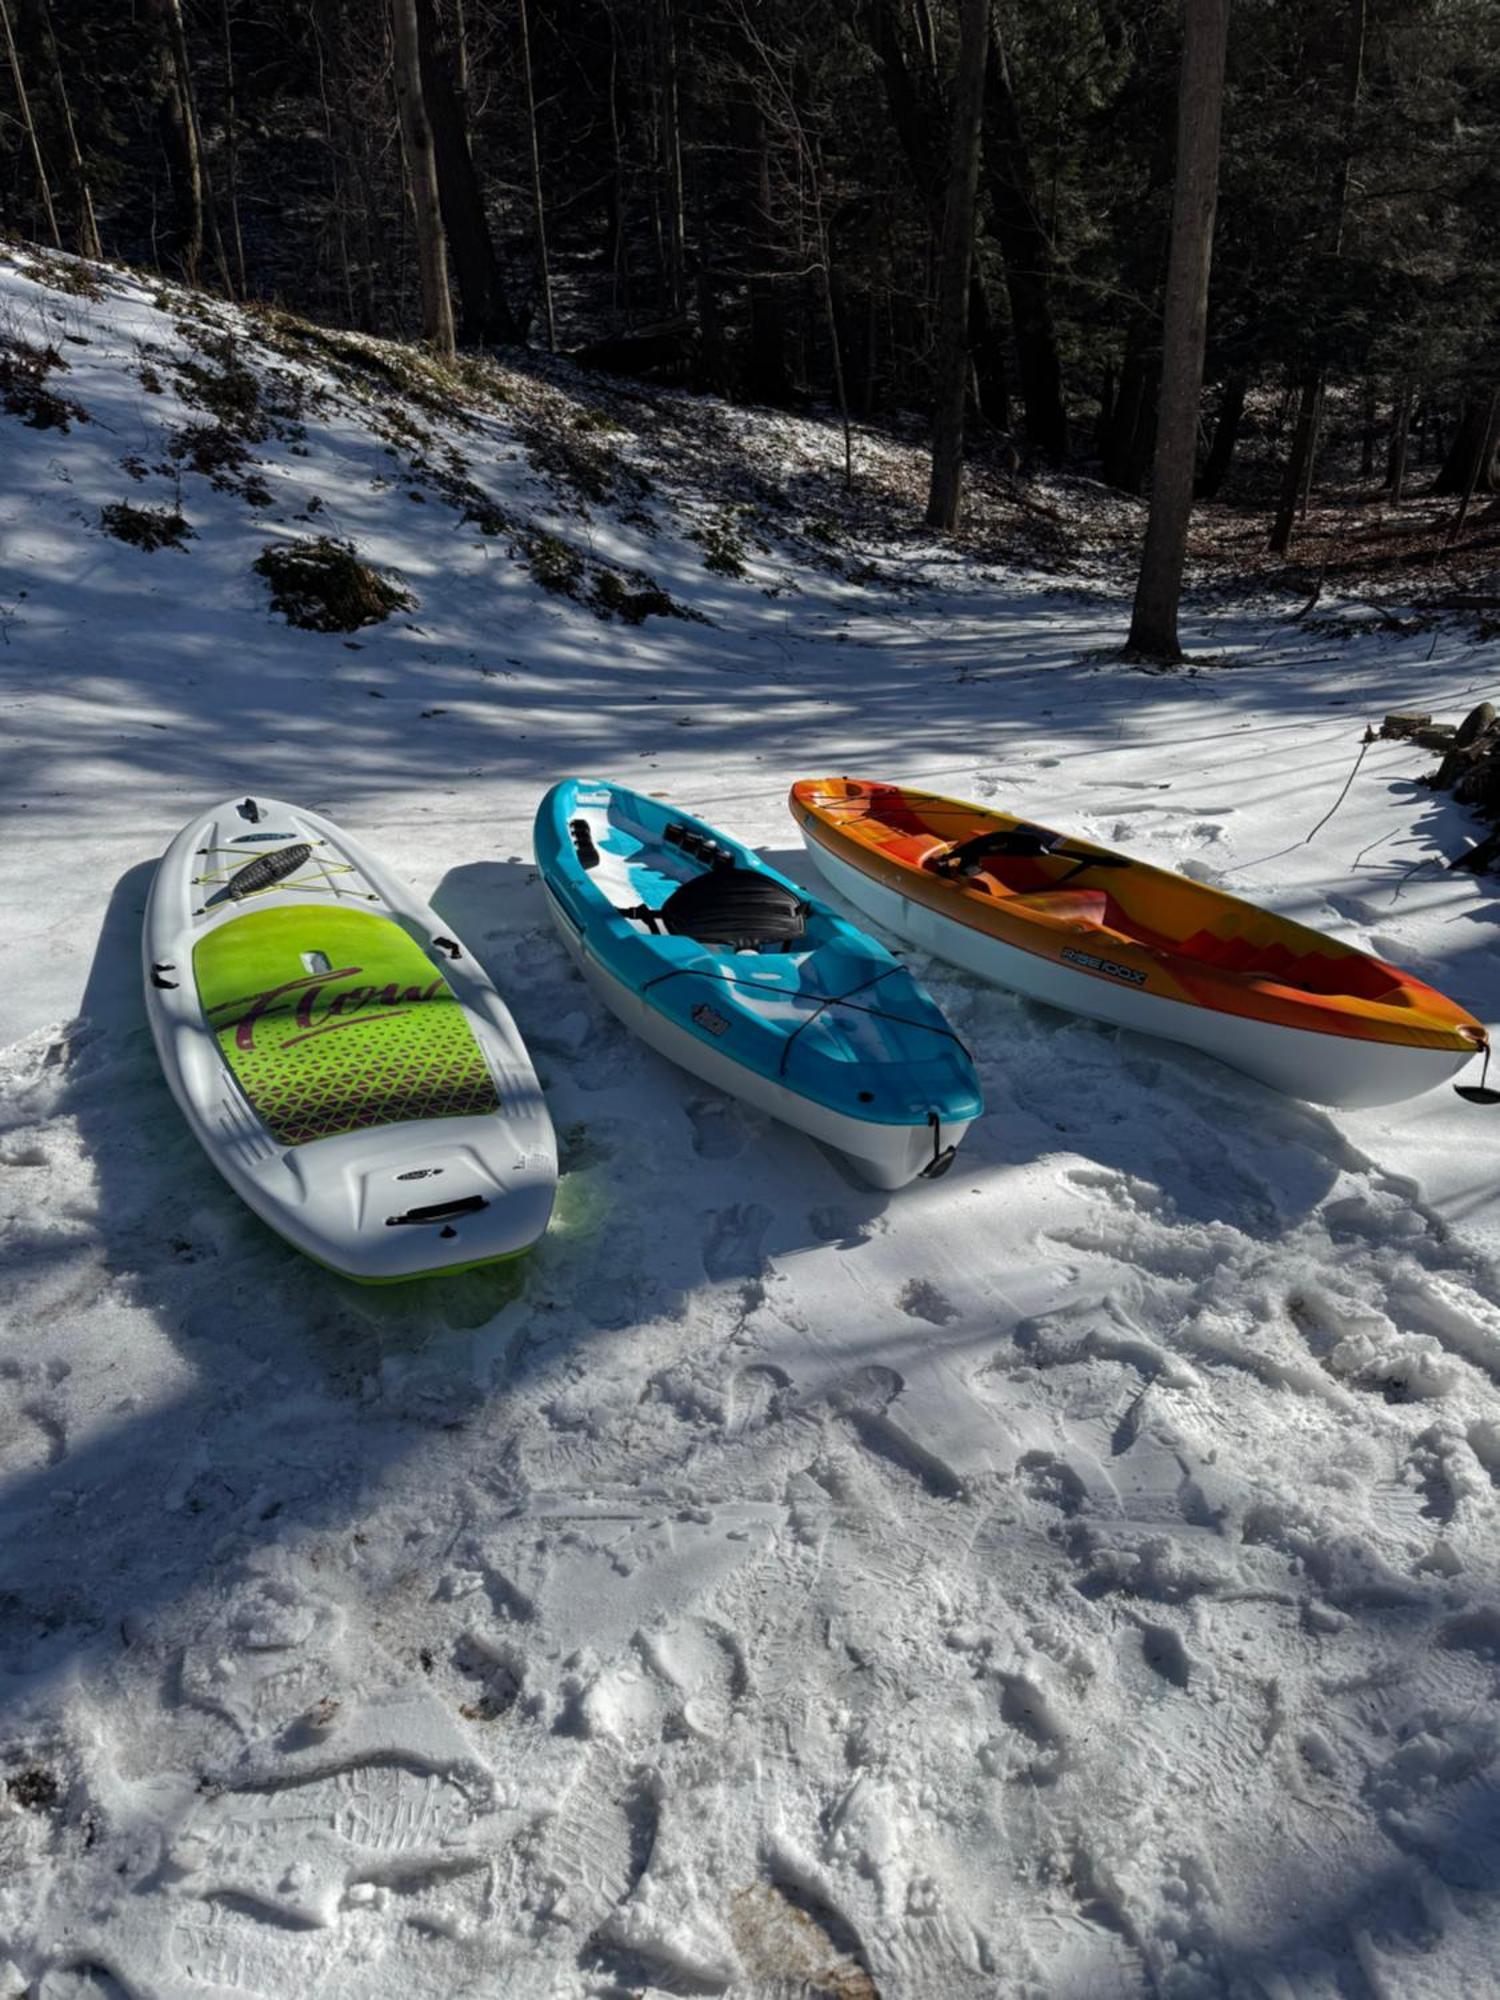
[432,936,462,960]
[225,842,313,901]
[570,819,601,870]
[385,1194,489,1228]
[1456,1043,1500,1105]
[238,798,262,823]
[150,963,178,989]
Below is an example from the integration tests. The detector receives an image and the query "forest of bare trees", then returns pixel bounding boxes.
[3,0,1498,650]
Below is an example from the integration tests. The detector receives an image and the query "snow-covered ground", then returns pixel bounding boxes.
[3,248,1500,1999]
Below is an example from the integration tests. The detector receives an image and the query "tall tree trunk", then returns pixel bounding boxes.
[969,269,1009,427]
[220,0,247,294]
[16,0,94,254]
[417,0,519,345]
[606,4,630,313]
[1386,373,1413,500]
[1297,382,1323,515]
[1268,0,1366,552]
[1269,374,1318,548]
[517,0,555,350]
[655,0,685,315]
[311,0,358,329]
[390,0,454,358]
[735,89,791,403]
[1127,0,1232,662]
[1446,386,1500,542]
[143,0,204,281]
[981,24,1067,459]
[1195,366,1246,498]
[925,0,990,530]
[0,0,60,247]
[1433,392,1500,496]
[1359,376,1376,476]
[1102,317,1157,491]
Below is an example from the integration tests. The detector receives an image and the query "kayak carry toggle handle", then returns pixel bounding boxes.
[385,1194,490,1228]
[920,1111,958,1179]
[1455,1039,1500,1105]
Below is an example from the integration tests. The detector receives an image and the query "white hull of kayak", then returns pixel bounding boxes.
[543,884,968,1188]
[145,796,556,1281]
[800,833,1472,1110]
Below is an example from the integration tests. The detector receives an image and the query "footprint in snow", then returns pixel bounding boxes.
[685,1092,755,1160]
[898,1277,958,1326]
[828,1363,903,1418]
[1137,1620,1192,1690]
[724,1362,791,1436]
[1019,1450,1088,1517]
[808,1203,874,1247]
[701,1202,772,1285]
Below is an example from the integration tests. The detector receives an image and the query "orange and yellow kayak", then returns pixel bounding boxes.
[790,777,1488,1108]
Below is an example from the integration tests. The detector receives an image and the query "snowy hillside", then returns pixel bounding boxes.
[4,245,1500,1999]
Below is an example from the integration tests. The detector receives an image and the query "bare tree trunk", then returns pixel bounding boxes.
[390,0,454,358]
[1127,0,1232,662]
[1268,0,1366,552]
[311,2,358,329]
[1269,374,1317,548]
[734,86,791,403]
[1298,383,1324,516]
[0,0,60,247]
[1447,387,1500,542]
[518,0,555,350]
[1195,366,1246,498]
[606,3,630,313]
[1433,392,1500,496]
[16,0,95,255]
[925,0,990,531]
[1102,319,1157,491]
[1359,376,1376,476]
[143,0,203,280]
[221,0,247,294]
[982,23,1067,460]
[1386,373,1413,500]
[418,0,520,345]
[656,0,686,316]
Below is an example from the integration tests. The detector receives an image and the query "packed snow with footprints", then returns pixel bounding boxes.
[4,248,1500,1996]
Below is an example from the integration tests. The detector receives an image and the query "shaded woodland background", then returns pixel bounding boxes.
[3,0,1500,525]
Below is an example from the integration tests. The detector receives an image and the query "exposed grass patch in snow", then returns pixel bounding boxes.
[253,536,414,630]
[0,336,87,430]
[99,500,194,553]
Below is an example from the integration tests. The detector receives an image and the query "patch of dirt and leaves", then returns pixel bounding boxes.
[100,501,194,552]
[0,337,88,431]
[253,536,414,632]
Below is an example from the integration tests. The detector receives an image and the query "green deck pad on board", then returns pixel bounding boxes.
[194,905,500,1147]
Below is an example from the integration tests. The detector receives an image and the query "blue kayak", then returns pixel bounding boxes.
[534,778,982,1187]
